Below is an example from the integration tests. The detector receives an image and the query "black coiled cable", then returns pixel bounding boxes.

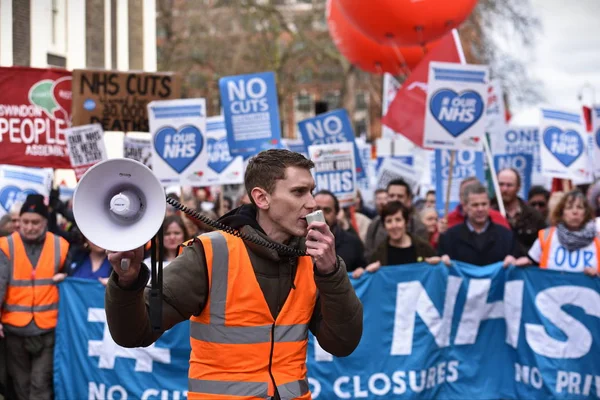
[166,197,306,257]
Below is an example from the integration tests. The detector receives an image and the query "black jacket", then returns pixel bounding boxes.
[491,198,547,254]
[333,224,366,272]
[438,220,523,266]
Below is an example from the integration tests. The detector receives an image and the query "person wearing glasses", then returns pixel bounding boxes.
[492,168,547,254]
[528,186,550,222]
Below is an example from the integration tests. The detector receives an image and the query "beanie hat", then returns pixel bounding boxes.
[20,194,48,219]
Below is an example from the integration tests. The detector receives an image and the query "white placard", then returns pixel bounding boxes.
[424,62,489,150]
[486,80,507,136]
[123,135,152,169]
[376,157,419,193]
[203,116,244,186]
[64,124,108,180]
[308,142,356,207]
[0,165,53,217]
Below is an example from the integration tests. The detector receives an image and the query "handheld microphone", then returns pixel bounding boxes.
[305,210,325,225]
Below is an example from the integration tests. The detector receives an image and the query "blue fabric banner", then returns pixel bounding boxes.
[54,266,600,400]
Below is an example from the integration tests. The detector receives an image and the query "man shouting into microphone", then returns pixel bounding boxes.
[104,149,363,400]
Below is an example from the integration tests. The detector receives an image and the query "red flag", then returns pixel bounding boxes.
[381,30,463,148]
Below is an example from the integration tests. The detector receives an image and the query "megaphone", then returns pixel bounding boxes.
[73,158,166,253]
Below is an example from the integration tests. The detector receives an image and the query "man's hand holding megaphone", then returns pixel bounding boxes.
[106,247,145,288]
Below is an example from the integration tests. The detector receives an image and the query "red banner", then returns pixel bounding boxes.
[0,66,72,168]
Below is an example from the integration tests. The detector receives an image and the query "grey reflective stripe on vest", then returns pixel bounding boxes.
[9,279,55,287]
[188,379,268,398]
[6,235,14,283]
[190,323,308,344]
[53,235,61,274]
[3,303,58,312]
[277,379,309,399]
[206,231,229,325]
[542,228,552,242]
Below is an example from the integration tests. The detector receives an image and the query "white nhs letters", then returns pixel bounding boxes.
[387,278,600,359]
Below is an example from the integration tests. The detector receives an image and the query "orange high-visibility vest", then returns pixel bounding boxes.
[188,231,317,400]
[0,232,68,329]
[538,227,600,271]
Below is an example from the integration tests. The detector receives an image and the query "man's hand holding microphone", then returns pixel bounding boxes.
[106,247,145,288]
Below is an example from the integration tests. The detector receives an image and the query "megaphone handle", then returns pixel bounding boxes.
[120,258,131,271]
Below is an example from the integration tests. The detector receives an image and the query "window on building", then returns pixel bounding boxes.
[354,119,368,137]
[355,92,368,111]
[295,93,313,113]
[50,0,66,56]
[324,91,341,110]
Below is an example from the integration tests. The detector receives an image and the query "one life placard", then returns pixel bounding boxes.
[298,109,365,180]
[308,142,356,208]
[148,98,207,186]
[539,108,591,180]
[64,124,108,180]
[424,62,489,150]
[219,72,282,158]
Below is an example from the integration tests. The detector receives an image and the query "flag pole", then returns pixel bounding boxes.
[483,137,506,217]
[444,151,456,217]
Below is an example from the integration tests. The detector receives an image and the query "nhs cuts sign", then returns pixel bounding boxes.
[219,72,282,158]
[298,109,365,180]
[423,62,489,150]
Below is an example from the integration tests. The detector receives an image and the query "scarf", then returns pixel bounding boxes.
[556,221,597,252]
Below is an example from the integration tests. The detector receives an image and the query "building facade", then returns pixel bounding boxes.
[0,0,157,71]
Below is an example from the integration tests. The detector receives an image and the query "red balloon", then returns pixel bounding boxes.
[337,0,478,46]
[327,0,436,75]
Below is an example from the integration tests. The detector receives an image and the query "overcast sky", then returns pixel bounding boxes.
[510,0,600,125]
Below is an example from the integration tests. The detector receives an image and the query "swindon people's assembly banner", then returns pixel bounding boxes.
[55,266,600,400]
[0,66,72,168]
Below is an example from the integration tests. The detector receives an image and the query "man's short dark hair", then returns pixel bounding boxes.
[528,185,550,201]
[386,178,412,198]
[315,190,340,214]
[426,190,435,197]
[461,182,488,204]
[380,201,410,222]
[245,149,314,205]
[498,168,522,189]
[375,188,387,195]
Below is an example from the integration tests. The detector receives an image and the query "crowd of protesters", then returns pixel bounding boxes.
[0,163,599,399]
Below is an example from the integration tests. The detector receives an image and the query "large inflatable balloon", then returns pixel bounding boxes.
[327,0,437,75]
[337,0,478,46]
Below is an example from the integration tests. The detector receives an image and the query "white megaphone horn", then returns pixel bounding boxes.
[72,158,166,270]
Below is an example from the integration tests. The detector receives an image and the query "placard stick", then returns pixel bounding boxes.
[483,138,506,217]
[444,151,456,217]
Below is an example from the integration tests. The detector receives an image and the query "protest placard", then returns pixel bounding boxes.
[0,165,53,217]
[203,116,244,185]
[219,72,282,158]
[308,142,356,207]
[298,109,365,180]
[539,108,591,181]
[493,153,533,200]
[376,157,419,193]
[486,80,506,136]
[65,124,108,180]
[72,69,181,132]
[434,149,484,216]
[148,99,207,186]
[123,135,152,169]
[424,62,489,150]
[0,67,71,168]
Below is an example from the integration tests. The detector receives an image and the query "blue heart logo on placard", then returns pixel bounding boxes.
[543,126,584,167]
[0,186,38,212]
[207,137,234,173]
[430,89,484,137]
[154,125,203,173]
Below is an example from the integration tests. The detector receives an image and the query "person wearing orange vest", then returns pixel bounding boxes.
[104,149,363,400]
[0,195,69,400]
[526,190,600,276]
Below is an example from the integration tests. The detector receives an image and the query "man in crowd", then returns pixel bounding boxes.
[0,195,70,400]
[424,190,436,209]
[105,149,362,399]
[493,168,547,253]
[364,179,428,260]
[438,182,526,266]
[445,176,510,230]
[315,190,366,272]
[528,185,550,222]
[373,189,388,215]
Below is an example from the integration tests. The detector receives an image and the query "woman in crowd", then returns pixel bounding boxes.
[214,195,233,218]
[67,236,112,285]
[143,215,191,268]
[352,201,441,278]
[420,207,440,250]
[526,190,599,276]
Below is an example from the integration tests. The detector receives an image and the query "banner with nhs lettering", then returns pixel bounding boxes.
[54,278,190,400]
[298,109,366,180]
[219,72,282,158]
[148,98,208,186]
[203,116,244,185]
[540,108,591,181]
[307,264,600,400]
[423,62,489,150]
